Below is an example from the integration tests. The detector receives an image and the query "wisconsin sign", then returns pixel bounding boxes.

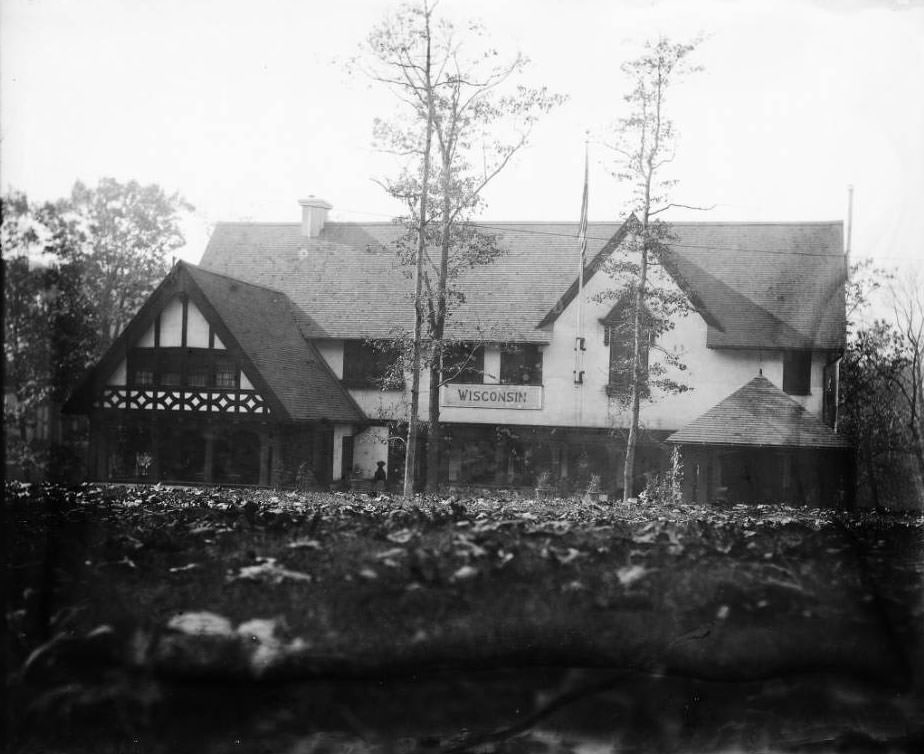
[441,384,543,410]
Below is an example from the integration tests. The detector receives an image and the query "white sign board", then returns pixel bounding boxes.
[441,384,542,410]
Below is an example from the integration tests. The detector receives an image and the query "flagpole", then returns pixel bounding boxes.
[575,137,589,387]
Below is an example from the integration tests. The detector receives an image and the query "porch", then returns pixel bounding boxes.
[87,413,332,488]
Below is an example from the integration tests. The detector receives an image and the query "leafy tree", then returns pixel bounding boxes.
[602,37,702,501]
[3,193,96,477]
[2,181,191,478]
[38,178,191,353]
[357,1,565,493]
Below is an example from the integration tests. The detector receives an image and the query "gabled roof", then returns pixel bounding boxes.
[200,219,846,349]
[181,264,363,423]
[660,223,847,350]
[66,263,363,424]
[666,375,851,449]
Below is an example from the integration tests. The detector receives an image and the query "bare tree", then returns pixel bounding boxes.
[357,1,565,493]
[603,38,702,501]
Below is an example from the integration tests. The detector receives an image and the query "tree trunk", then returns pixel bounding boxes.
[424,149,453,492]
[402,9,434,500]
[426,360,441,491]
[623,224,650,501]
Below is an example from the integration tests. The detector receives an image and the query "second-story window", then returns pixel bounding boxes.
[500,344,542,385]
[783,350,812,395]
[214,360,238,388]
[126,348,245,390]
[342,340,402,389]
[442,343,484,384]
[602,296,651,399]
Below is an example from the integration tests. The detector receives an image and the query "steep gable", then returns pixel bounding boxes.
[66,263,363,423]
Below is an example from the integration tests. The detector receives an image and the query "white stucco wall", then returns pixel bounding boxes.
[159,298,184,346]
[186,301,210,347]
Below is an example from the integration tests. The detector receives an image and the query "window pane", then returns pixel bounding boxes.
[162,372,181,386]
[215,364,237,388]
[443,343,484,384]
[500,344,542,385]
[133,370,154,386]
[608,324,650,399]
[783,351,812,395]
[188,371,209,387]
[343,340,401,388]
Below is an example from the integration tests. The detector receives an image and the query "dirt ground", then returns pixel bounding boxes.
[5,482,923,753]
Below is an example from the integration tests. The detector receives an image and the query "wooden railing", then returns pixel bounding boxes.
[97,387,269,415]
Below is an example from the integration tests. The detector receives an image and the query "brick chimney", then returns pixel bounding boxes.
[298,196,332,238]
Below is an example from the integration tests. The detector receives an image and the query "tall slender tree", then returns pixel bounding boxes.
[603,37,702,501]
[357,1,565,493]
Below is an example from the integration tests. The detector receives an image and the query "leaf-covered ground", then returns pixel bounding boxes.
[5,482,924,753]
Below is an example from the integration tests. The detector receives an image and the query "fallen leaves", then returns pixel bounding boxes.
[229,558,312,585]
[617,564,648,587]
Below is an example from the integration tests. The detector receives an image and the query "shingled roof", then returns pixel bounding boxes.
[660,223,846,349]
[181,264,363,423]
[199,219,846,348]
[666,375,852,449]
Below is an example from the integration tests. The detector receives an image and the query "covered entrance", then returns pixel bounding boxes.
[87,414,330,487]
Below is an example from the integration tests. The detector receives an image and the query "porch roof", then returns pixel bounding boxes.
[666,375,852,449]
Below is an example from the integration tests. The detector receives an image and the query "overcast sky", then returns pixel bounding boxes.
[2,0,922,274]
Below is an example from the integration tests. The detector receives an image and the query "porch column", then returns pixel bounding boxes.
[258,428,270,487]
[270,430,283,487]
[150,417,161,481]
[93,417,108,480]
[203,428,215,484]
[494,431,506,484]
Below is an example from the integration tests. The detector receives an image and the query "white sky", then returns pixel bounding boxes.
[2,0,923,275]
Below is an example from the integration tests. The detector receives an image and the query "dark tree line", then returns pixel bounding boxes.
[839,261,924,509]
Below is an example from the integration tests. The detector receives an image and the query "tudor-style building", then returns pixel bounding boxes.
[66,198,853,504]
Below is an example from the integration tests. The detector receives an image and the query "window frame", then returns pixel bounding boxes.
[783,350,812,396]
[499,343,543,386]
[342,340,403,389]
[441,342,485,385]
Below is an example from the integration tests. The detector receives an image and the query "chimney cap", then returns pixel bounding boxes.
[298,196,332,210]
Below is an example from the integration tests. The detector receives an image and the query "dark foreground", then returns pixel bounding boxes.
[5,483,923,753]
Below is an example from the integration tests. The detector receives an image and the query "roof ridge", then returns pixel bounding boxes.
[181,261,290,296]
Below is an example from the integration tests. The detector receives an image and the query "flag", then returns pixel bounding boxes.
[578,144,589,268]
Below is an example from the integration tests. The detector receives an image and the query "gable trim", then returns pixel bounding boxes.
[65,263,289,419]
[537,215,636,328]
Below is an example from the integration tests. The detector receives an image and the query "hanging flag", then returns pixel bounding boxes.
[578,144,589,267]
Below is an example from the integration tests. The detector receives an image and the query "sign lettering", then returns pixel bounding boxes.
[441,383,542,410]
